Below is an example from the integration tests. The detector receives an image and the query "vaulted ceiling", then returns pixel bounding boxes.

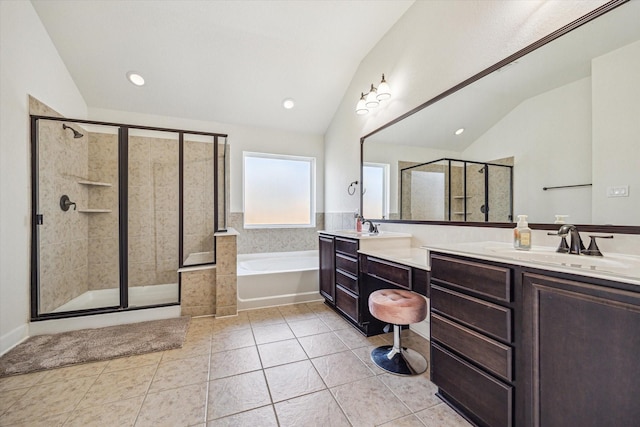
[31,0,414,134]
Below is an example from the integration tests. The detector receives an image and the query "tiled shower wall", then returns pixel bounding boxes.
[86,132,119,291]
[183,141,215,262]
[36,119,90,312]
[228,213,324,254]
[127,136,179,287]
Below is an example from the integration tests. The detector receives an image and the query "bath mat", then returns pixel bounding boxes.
[0,316,190,377]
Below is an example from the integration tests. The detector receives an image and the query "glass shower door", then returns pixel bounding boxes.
[126,129,180,307]
[34,119,120,315]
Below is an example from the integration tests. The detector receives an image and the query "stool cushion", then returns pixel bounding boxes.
[368,289,427,325]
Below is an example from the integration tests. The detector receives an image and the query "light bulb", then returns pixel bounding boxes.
[126,71,145,86]
[365,84,379,108]
[376,74,391,101]
[356,93,368,115]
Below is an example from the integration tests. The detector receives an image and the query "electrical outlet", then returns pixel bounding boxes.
[606,185,629,198]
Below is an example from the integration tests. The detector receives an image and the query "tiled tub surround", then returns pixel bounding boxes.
[0,302,471,426]
[228,212,324,254]
[180,266,216,317]
[215,230,238,317]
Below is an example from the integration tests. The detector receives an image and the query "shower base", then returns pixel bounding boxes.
[51,283,179,313]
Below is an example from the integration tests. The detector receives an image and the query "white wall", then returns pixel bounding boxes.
[89,108,325,215]
[463,78,592,224]
[592,40,640,224]
[365,142,459,216]
[0,1,88,354]
[324,0,609,215]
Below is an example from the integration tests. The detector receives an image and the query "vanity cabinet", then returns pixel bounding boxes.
[319,234,363,328]
[429,253,515,427]
[318,233,427,336]
[429,250,640,427]
[318,235,335,302]
[521,272,640,427]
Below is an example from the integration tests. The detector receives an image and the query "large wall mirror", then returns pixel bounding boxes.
[361,0,639,232]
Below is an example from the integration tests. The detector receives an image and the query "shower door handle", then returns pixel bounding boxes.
[36,214,44,225]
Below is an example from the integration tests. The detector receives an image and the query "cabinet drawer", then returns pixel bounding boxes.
[431,285,512,342]
[431,313,512,381]
[336,269,358,294]
[335,286,358,323]
[336,253,358,276]
[362,256,411,290]
[432,343,512,427]
[335,237,358,257]
[431,254,511,302]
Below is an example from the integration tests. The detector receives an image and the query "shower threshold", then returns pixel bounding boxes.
[51,283,179,313]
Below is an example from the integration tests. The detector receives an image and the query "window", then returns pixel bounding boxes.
[243,152,316,228]
[363,162,389,219]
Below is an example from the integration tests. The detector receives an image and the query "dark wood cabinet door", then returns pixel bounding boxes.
[319,235,335,303]
[522,273,640,427]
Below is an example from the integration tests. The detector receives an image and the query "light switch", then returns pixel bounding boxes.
[606,185,629,197]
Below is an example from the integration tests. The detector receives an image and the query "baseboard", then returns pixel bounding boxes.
[410,318,430,340]
[0,323,29,356]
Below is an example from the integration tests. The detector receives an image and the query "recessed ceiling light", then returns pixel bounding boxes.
[282,98,295,109]
[455,128,465,135]
[126,71,145,86]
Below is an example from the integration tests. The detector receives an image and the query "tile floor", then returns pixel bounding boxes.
[0,302,471,427]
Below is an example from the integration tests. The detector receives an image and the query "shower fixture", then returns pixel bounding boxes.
[59,195,76,211]
[62,124,84,139]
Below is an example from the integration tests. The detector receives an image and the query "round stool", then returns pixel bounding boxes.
[368,289,428,376]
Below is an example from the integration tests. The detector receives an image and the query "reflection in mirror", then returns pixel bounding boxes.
[362,0,640,227]
[399,158,513,222]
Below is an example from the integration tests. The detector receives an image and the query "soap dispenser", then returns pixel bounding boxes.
[514,215,532,250]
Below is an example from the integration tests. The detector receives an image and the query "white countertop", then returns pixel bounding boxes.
[424,241,640,287]
[319,230,412,239]
[358,247,429,270]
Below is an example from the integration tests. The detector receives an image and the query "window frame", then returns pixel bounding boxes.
[243,151,316,229]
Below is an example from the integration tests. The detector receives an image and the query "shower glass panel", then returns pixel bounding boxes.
[399,158,513,222]
[127,129,180,307]
[463,162,487,222]
[35,119,120,314]
[217,137,229,232]
[488,164,513,222]
[400,159,447,220]
[183,134,216,266]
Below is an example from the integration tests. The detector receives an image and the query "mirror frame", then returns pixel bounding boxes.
[360,0,639,234]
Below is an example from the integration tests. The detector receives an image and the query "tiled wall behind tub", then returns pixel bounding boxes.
[323,212,359,232]
[229,213,324,254]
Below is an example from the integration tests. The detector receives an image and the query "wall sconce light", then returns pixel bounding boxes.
[355,74,391,115]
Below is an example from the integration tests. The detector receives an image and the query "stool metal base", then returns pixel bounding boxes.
[371,345,428,376]
[370,324,427,376]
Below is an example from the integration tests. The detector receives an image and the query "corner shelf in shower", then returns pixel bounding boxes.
[77,180,112,187]
[78,209,112,213]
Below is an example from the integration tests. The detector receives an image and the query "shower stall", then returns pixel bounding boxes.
[30,116,228,320]
[400,158,513,222]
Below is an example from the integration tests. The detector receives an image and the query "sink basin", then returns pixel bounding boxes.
[334,230,382,237]
[486,245,633,270]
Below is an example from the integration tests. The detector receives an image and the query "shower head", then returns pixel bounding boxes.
[63,124,84,139]
[478,165,487,174]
